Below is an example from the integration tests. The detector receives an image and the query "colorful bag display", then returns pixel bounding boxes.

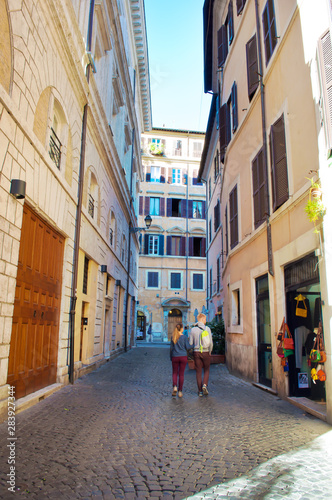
[310,349,321,362]
[295,294,307,318]
[283,324,294,350]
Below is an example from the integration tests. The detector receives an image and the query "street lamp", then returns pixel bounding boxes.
[125,214,152,351]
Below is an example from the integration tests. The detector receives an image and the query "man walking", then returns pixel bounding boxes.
[189,313,213,396]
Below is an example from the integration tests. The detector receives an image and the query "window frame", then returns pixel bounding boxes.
[146,270,160,290]
[192,272,205,291]
[169,271,183,291]
[150,197,160,216]
[172,168,182,185]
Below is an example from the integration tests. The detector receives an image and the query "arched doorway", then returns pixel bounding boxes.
[168,308,182,341]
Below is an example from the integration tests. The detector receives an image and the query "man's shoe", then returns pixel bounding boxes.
[178,391,183,398]
[202,385,209,395]
[172,386,178,397]
[198,391,203,397]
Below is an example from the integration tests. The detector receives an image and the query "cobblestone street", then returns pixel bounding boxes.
[0,346,331,499]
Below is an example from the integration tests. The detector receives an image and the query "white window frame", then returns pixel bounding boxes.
[191,272,205,291]
[150,197,160,216]
[230,280,243,334]
[148,235,159,255]
[146,270,161,290]
[150,166,161,183]
[168,271,183,290]
[172,168,181,185]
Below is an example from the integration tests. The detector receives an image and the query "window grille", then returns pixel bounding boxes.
[49,127,61,169]
[88,194,95,218]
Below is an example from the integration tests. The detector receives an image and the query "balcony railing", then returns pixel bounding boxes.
[49,127,61,169]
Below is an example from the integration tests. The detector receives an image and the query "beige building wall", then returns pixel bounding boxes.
[201,0,332,422]
[0,0,151,418]
[138,128,207,341]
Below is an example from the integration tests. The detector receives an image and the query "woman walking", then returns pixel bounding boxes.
[170,323,193,397]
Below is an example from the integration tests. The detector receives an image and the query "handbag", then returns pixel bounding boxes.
[310,349,321,362]
[277,342,284,358]
[317,365,326,382]
[295,295,307,318]
[277,318,285,357]
[283,324,294,350]
[283,349,294,358]
[317,326,327,363]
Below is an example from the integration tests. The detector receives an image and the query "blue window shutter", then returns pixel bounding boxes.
[159,235,164,256]
[188,200,193,219]
[232,82,238,132]
[181,199,187,218]
[160,197,165,216]
[167,198,172,217]
[228,0,234,44]
[189,237,193,256]
[219,104,227,160]
[144,234,149,255]
[166,235,172,255]
[180,237,186,257]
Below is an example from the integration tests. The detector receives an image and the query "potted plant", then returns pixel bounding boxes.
[306,177,322,199]
[149,143,164,156]
[207,318,226,364]
[304,178,326,232]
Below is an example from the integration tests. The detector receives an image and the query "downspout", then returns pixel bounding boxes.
[68,0,94,384]
[185,134,189,304]
[124,69,136,352]
[254,0,274,276]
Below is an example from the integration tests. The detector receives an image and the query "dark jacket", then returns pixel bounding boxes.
[170,335,194,360]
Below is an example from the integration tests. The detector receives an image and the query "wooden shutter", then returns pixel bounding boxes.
[246,34,259,101]
[231,82,238,132]
[217,25,227,67]
[270,114,289,211]
[168,169,172,183]
[225,206,228,256]
[229,186,238,249]
[160,197,165,216]
[192,169,198,185]
[180,236,186,256]
[146,165,151,182]
[214,203,218,232]
[237,0,246,15]
[144,234,149,255]
[318,30,332,147]
[160,166,166,183]
[228,0,234,44]
[201,238,206,257]
[188,200,193,219]
[219,104,228,159]
[252,148,267,228]
[144,196,150,215]
[139,196,144,215]
[159,235,164,256]
[166,235,172,255]
[166,198,172,217]
[181,199,187,218]
[202,201,206,219]
[189,237,194,257]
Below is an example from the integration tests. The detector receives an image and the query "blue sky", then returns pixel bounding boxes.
[144,0,212,132]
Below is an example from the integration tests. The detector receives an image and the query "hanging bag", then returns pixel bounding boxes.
[277,318,285,357]
[310,334,321,363]
[283,324,294,351]
[295,295,308,318]
[317,326,327,363]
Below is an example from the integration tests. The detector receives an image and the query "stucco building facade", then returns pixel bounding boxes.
[137,128,207,342]
[200,0,332,423]
[0,0,151,418]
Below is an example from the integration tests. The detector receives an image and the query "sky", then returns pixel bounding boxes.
[144,0,212,132]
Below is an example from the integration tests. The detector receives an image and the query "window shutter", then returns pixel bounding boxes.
[182,171,187,185]
[237,0,246,15]
[181,200,187,218]
[188,200,193,219]
[159,235,164,256]
[166,235,172,255]
[202,201,206,219]
[228,0,234,44]
[214,204,218,232]
[139,196,144,215]
[252,148,267,228]
[144,196,150,215]
[270,114,289,211]
[146,165,151,182]
[201,238,206,257]
[318,30,332,147]
[144,234,149,255]
[160,197,165,216]
[231,82,238,132]
[225,206,228,256]
[160,166,166,183]
[166,198,172,217]
[217,25,227,67]
[180,237,186,256]
[246,34,259,101]
[230,186,238,249]
[219,104,228,159]
[192,169,198,185]
[168,169,172,183]
[189,237,194,256]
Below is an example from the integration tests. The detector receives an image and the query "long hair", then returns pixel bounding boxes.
[172,323,183,344]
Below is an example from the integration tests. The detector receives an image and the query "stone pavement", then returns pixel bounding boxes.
[0,347,331,500]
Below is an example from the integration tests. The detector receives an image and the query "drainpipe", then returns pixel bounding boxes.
[254,0,274,276]
[68,0,95,384]
[124,70,136,352]
[185,134,189,304]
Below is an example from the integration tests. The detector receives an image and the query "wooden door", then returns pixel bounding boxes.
[7,205,64,399]
[168,313,183,341]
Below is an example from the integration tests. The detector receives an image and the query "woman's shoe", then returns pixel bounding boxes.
[178,391,183,398]
[172,386,178,396]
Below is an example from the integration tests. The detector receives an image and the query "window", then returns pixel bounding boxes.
[209,178,212,200]
[237,0,247,15]
[150,197,160,216]
[193,201,203,219]
[225,206,229,256]
[270,114,289,211]
[166,235,185,256]
[217,257,221,291]
[147,271,159,289]
[193,273,204,290]
[83,256,89,294]
[49,126,61,169]
[110,211,116,248]
[232,288,241,325]
[170,272,182,290]
[209,268,213,298]
[151,166,161,182]
[192,169,203,185]
[174,140,182,156]
[219,82,237,161]
[193,142,202,157]
[109,228,113,246]
[214,199,221,232]
[246,34,259,101]
[88,171,98,221]
[252,148,268,228]
[227,1,234,46]
[171,236,181,255]
[229,185,238,249]
[189,237,206,257]
[172,168,181,184]
[262,0,277,65]
[171,198,182,217]
[148,235,159,255]
[88,194,94,218]
[209,219,212,243]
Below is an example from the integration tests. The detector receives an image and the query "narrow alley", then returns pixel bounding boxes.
[1,347,331,499]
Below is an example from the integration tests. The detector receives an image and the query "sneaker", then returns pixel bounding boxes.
[198,391,203,397]
[172,386,178,397]
[202,385,209,395]
[178,391,183,398]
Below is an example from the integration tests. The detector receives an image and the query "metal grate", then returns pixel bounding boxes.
[49,127,61,169]
[83,256,89,294]
[88,194,94,218]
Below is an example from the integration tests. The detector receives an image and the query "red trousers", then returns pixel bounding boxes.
[171,356,188,391]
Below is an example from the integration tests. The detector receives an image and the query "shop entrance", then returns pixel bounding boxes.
[256,275,272,387]
[168,309,182,341]
[285,254,325,401]
[137,312,146,340]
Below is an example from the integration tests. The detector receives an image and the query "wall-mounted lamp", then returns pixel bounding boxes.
[101,265,107,273]
[10,179,26,199]
[130,214,152,233]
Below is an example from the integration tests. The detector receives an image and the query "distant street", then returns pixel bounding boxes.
[0,346,331,499]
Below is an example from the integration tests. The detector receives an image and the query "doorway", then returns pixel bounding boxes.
[137,312,146,340]
[168,309,182,341]
[256,275,272,387]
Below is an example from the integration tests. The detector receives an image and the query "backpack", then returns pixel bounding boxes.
[199,327,211,352]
